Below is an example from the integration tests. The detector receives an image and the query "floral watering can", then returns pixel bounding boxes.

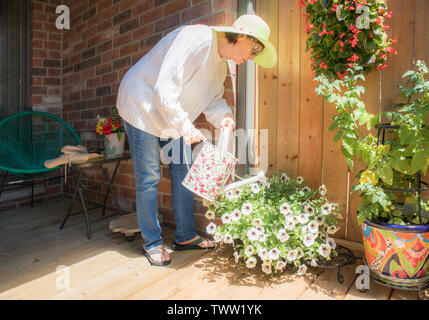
[182,128,266,202]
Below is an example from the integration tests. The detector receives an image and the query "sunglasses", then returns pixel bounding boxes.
[249,37,264,57]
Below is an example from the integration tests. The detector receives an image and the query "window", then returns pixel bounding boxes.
[0,0,30,119]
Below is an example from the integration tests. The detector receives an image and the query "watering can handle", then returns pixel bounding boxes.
[182,128,232,172]
[218,127,231,156]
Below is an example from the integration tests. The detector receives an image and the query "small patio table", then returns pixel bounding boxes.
[59,152,131,239]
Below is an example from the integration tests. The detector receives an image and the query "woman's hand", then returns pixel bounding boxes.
[220,113,236,132]
[183,127,207,145]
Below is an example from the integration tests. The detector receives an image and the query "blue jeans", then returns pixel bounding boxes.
[124,121,197,251]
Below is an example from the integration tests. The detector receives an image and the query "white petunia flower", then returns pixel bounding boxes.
[263,259,273,265]
[276,261,287,272]
[258,248,269,260]
[233,189,241,198]
[285,218,295,231]
[259,233,268,243]
[221,213,231,224]
[319,184,327,196]
[308,220,319,234]
[213,232,222,242]
[268,248,280,261]
[283,210,293,220]
[297,247,304,259]
[327,225,339,235]
[256,226,265,234]
[321,203,331,215]
[251,183,260,194]
[246,257,257,269]
[277,229,290,242]
[297,264,308,275]
[244,245,255,257]
[231,209,241,222]
[310,259,318,267]
[281,173,290,183]
[287,249,299,261]
[226,191,234,200]
[253,218,263,227]
[301,225,309,234]
[304,205,315,216]
[262,264,272,275]
[205,210,215,220]
[297,214,309,224]
[280,203,291,214]
[329,203,338,212]
[316,216,325,225]
[302,186,311,194]
[296,176,304,184]
[318,243,331,258]
[206,222,217,235]
[241,202,253,215]
[247,227,260,241]
[223,233,233,244]
[303,234,315,247]
[327,237,337,249]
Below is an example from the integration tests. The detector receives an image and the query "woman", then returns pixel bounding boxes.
[116,14,277,266]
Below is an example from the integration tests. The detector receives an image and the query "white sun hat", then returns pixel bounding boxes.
[212,14,277,69]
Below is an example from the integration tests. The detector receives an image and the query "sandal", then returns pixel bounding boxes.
[142,246,171,266]
[172,236,215,251]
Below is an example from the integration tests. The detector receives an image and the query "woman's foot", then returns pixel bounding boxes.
[142,245,171,266]
[173,235,215,250]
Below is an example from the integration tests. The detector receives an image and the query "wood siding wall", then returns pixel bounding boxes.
[256,0,429,241]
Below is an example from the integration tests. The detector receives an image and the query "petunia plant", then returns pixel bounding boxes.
[205,173,342,275]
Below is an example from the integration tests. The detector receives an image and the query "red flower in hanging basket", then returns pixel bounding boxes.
[376,64,388,70]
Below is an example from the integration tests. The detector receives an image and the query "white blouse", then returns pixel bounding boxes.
[116,25,232,139]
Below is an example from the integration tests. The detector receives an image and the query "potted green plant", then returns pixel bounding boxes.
[352,61,429,288]
[205,172,343,275]
[95,107,126,158]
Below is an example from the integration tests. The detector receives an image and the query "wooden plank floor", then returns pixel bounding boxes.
[0,199,421,300]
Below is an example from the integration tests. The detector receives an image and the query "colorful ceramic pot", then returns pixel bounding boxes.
[361,220,429,288]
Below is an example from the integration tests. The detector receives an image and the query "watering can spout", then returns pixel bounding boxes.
[222,169,267,193]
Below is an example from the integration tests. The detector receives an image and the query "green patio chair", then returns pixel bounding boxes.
[0,111,81,207]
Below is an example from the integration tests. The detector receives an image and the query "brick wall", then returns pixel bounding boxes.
[59,0,238,232]
[31,0,63,114]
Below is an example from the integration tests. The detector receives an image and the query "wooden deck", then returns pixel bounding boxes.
[0,199,422,300]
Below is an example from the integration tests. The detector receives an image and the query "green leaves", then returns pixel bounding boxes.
[376,163,393,185]
[306,17,429,226]
[390,152,411,175]
[411,150,428,175]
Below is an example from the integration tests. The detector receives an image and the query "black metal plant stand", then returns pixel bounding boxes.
[305,245,357,284]
[361,123,429,299]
